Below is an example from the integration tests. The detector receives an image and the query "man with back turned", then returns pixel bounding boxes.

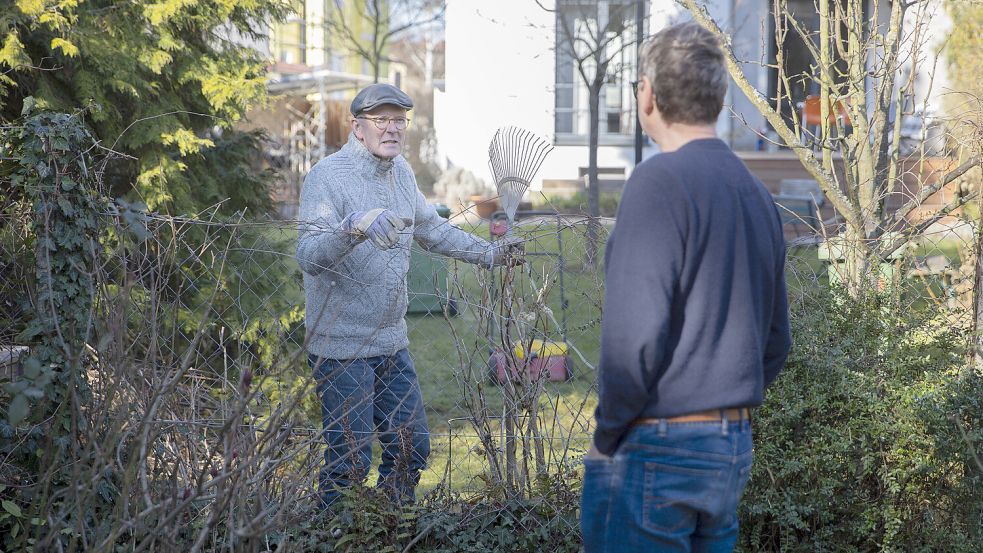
[580,21,792,552]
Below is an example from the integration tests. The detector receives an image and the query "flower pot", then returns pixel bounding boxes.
[470,195,500,220]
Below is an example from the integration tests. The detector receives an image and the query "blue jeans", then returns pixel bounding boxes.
[310,348,430,507]
[581,418,753,552]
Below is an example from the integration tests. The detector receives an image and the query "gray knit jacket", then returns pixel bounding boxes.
[297,133,495,360]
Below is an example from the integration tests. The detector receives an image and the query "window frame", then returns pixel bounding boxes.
[553,0,640,145]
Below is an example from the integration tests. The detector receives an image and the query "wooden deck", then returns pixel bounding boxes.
[738,152,962,240]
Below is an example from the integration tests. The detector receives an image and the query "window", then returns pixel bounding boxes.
[274,0,306,65]
[769,0,857,128]
[554,0,642,141]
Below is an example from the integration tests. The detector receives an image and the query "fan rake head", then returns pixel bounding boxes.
[488,127,553,223]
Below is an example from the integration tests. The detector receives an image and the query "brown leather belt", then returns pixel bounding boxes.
[634,407,750,425]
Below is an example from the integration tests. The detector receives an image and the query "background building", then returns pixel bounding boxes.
[434,0,952,201]
[245,0,419,216]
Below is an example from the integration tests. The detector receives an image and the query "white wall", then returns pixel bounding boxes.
[647,0,771,151]
[908,0,951,117]
[437,0,667,194]
[435,0,783,196]
[437,0,555,191]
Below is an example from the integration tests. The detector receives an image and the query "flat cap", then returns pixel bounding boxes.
[350,83,414,115]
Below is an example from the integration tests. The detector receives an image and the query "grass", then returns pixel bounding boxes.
[298,218,933,497]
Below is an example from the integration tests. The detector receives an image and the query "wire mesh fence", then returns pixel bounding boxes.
[0,193,612,545]
[176,207,607,497]
[2,170,980,549]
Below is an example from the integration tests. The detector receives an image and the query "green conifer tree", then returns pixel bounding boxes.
[1,0,288,215]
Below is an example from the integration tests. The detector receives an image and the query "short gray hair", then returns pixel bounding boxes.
[640,21,727,125]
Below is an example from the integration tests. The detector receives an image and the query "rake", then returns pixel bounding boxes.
[487,126,553,225]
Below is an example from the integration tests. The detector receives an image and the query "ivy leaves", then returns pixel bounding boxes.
[4,358,50,426]
[3,106,100,431]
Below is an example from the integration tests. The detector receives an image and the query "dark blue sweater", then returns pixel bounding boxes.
[593,138,792,455]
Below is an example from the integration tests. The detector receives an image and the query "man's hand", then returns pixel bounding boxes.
[585,443,612,460]
[344,209,408,250]
[490,234,525,267]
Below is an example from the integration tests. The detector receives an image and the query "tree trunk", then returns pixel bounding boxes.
[973,200,983,369]
[970,187,983,538]
[585,79,603,269]
[504,407,517,498]
[833,224,877,296]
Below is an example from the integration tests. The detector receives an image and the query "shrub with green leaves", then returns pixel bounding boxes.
[740,284,983,551]
[2,109,102,431]
[270,480,582,553]
[0,106,309,551]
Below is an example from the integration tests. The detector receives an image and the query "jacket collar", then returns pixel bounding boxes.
[345,132,395,177]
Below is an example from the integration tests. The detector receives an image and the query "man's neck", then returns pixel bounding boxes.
[655,124,718,153]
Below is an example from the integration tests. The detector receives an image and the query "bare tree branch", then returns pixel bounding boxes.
[879,189,980,259]
[322,0,444,83]
[682,0,861,228]
[883,156,982,231]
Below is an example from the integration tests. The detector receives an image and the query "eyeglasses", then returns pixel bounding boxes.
[357,115,411,130]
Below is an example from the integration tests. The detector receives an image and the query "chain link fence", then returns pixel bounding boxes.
[2,163,980,548]
[1,190,612,546]
[0,195,31,350]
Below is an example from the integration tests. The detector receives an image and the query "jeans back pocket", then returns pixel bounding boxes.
[641,461,722,534]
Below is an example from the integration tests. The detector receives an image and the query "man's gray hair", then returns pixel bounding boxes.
[640,21,727,125]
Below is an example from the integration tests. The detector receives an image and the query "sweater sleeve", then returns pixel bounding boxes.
[296,166,358,276]
[412,187,494,266]
[593,166,686,455]
[763,244,792,388]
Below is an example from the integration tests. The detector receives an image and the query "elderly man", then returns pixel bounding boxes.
[580,22,792,552]
[296,83,519,508]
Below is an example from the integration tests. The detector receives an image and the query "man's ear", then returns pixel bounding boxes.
[351,118,362,139]
[639,77,656,117]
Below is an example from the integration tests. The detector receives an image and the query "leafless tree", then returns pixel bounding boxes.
[682,0,981,295]
[444,220,599,501]
[324,0,445,83]
[536,0,641,266]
